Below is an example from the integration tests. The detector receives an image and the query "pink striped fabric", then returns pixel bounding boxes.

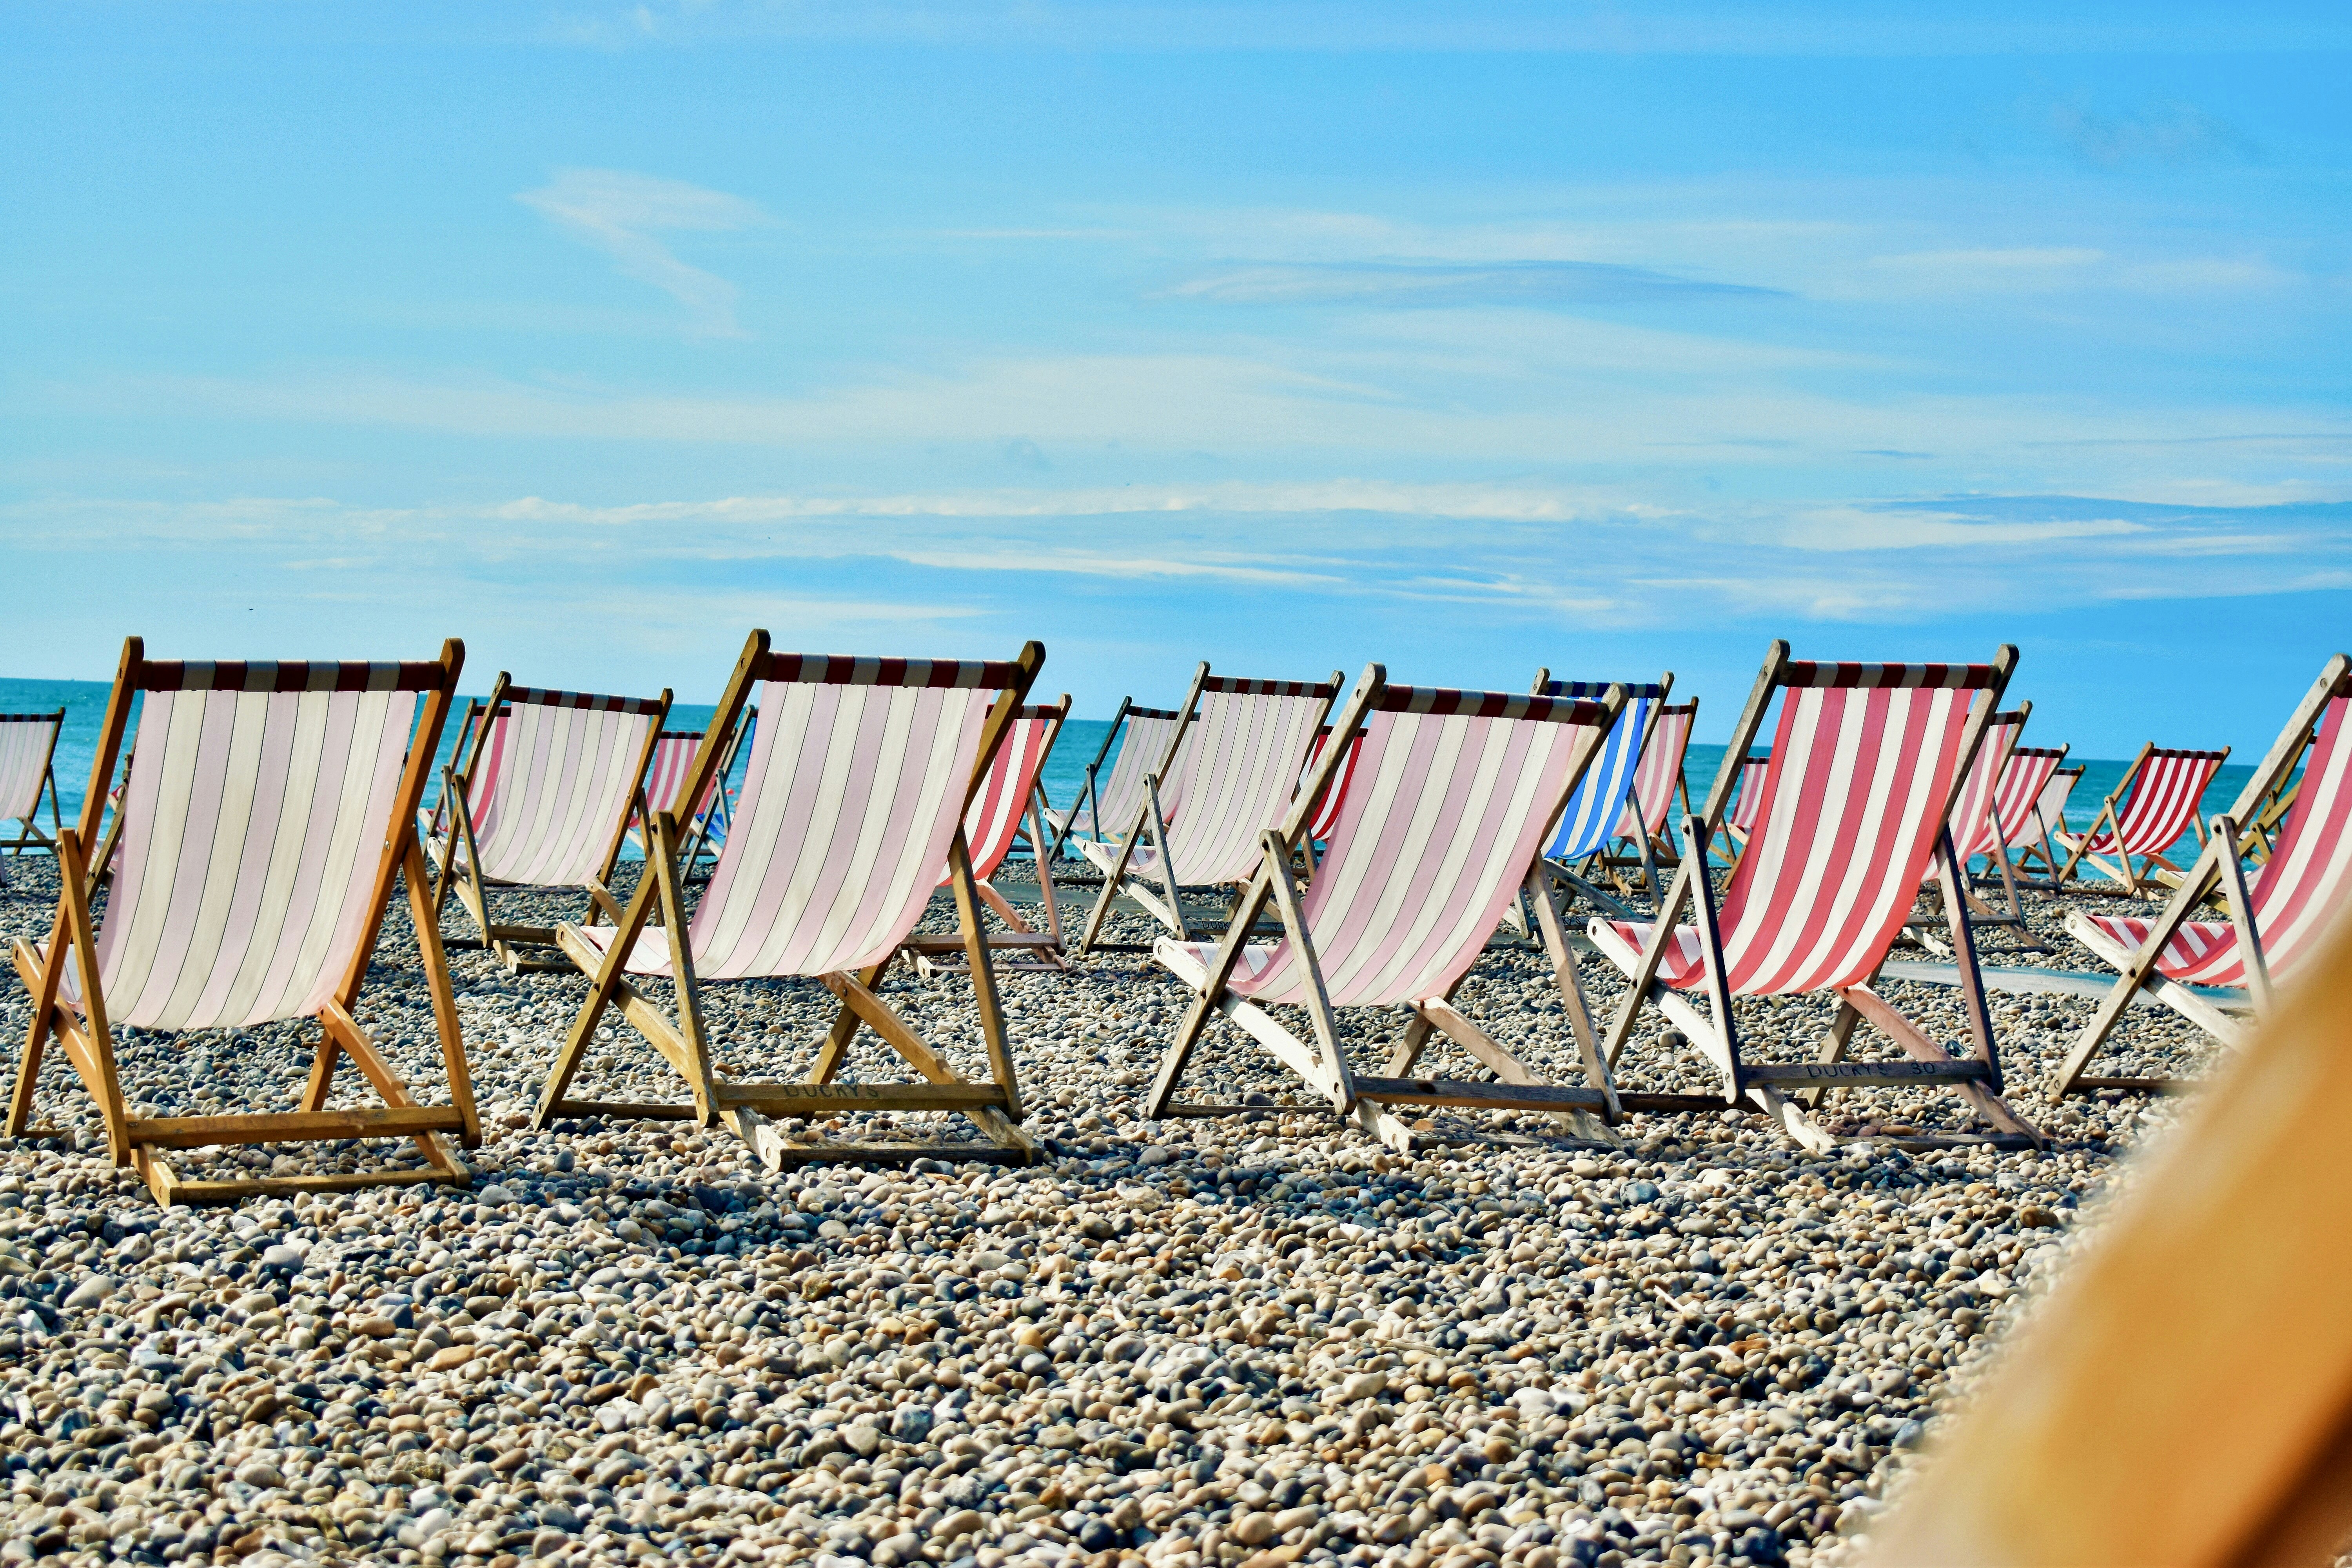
[1060,706,1182,840]
[641,731,702,817]
[1157,688,1611,1007]
[2079,748,2227,857]
[1302,726,1365,843]
[66,662,426,1031]
[949,705,1062,884]
[1980,744,2068,860]
[1081,677,1335,886]
[0,713,60,820]
[1596,670,1985,995]
[1613,701,1695,840]
[1727,754,1771,835]
[2087,696,2352,988]
[1942,707,2025,866]
[460,688,661,887]
[572,658,1013,981]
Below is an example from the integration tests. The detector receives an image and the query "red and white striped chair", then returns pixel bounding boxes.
[904,696,1072,973]
[2011,761,2086,880]
[1710,751,1773,866]
[2054,653,2352,1098]
[1601,697,1698,898]
[1144,669,1626,1152]
[1075,665,1341,953]
[1046,696,1183,858]
[426,677,671,972]
[2052,743,2230,895]
[1907,704,2048,953]
[629,713,751,875]
[0,709,65,883]
[1589,642,2042,1152]
[1301,723,1365,846]
[537,635,1045,1168]
[5,640,479,1205]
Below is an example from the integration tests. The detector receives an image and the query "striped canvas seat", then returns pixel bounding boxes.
[1726,753,1771,839]
[641,730,705,820]
[1613,701,1696,842]
[1078,674,1336,890]
[1052,703,1183,843]
[9,641,480,1205]
[457,689,664,888]
[954,704,1062,884]
[1593,664,1989,997]
[2083,695,2352,989]
[1541,680,1661,863]
[1161,686,1616,1007]
[570,656,1020,982]
[62,663,435,1030]
[632,724,742,860]
[0,712,60,825]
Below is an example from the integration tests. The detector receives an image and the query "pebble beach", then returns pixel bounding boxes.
[0,856,2225,1568]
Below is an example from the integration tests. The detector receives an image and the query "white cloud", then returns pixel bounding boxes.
[517,168,773,336]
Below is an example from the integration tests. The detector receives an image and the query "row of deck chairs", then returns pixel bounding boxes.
[4,634,2347,1206]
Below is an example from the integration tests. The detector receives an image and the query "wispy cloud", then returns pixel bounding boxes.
[516,168,773,336]
[2051,101,2261,169]
[1166,259,1784,309]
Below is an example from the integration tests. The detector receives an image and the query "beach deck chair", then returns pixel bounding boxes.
[632,714,753,876]
[1710,751,1772,865]
[5,639,479,1205]
[1046,697,1184,862]
[904,696,1072,975]
[1301,723,1364,849]
[0,709,65,882]
[2011,761,2086,881]
[1588,642,2043,1153]
[534,635,1047,1169]
[1074,665,1341,954]
[1906,704,2042,954]
[425,677,671,973]
[2051,653,2352,1099]
[1527,672,1670,919]
[1598,697,1699,900]
[1143,668,1628,1153]
[1960,730,2071,952]
[2048,743,2230,895]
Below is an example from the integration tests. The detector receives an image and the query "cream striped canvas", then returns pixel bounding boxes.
[463,697,658,887]
[0,715,58,821]
[1083,682,1329,887]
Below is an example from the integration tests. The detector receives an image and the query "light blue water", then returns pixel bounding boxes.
[0,680,2263,870]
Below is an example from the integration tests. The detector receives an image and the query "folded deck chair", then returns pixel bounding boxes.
[0,709,65,882]
[5,639,479,1205]
[1588,642,2043,1153]
[2011,762,2086,881]
[1046,697,1184,862]
[2051,653,2352,1099]
[1526,671,1670,920]
[2048,743,2230,895]
[1143,668,1628,1153]
[426,677,672,973]
[1074,665,1341,954]
[1905,704,2041,955]
[904,696,1072,975]
[534,635,1047,1170]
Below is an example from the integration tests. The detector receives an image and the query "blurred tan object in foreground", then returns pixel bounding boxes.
[1868,904,2352,1565]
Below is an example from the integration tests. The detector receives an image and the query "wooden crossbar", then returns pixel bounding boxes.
[1352,1076,1611,1111]
[124,1106,466,1149]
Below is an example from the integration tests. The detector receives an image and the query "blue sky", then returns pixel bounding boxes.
[4,2,2348,753]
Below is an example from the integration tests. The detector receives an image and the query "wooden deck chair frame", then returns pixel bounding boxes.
[532,633,1047,1170]
[0,709,66,871]
[905,694,1075,976]
[1142,666,1629,1155]
[426,675,671,974]
[6,637,480,1206]
[1075,664,1343,956]
[2049,740,2231,896]
[1592,641,2044,1154]
[2050,652,2352,1100]
[1522,668,1673,923]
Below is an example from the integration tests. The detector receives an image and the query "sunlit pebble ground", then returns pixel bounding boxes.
[0,851,2236,1568]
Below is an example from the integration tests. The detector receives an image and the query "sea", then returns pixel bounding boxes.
[0,677,2260,869]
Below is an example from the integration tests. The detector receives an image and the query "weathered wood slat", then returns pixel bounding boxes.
[1353,1075,1610,1111]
